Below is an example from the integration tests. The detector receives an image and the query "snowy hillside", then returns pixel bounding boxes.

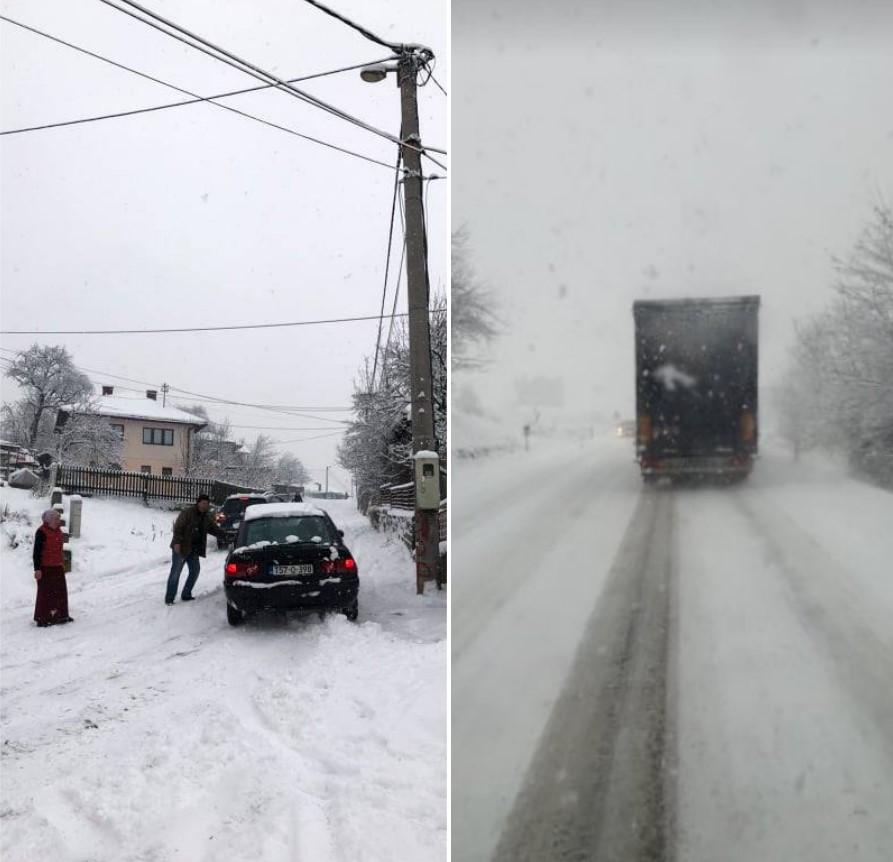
[452,407,518,460]
[1,487,446,862]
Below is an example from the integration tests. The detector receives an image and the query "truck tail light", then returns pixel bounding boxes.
[638,415,653,445]
[225,560,260,578]
[740,410,755,443]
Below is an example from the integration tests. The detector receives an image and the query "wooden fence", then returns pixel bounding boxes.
[379,482,415,510]
[55,465,261,505]
[374,482,447,544]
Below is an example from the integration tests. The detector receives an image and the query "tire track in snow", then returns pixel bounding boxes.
[735,494,893,761]
[451,458,631,663]
[491,489,677,862]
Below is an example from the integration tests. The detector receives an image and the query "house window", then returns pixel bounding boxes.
[110,424,124,440]
[161,467,173,477]
[142,427,174,446]
[141,465,151,473]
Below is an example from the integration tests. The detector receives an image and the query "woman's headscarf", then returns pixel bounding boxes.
[41,509,60,527]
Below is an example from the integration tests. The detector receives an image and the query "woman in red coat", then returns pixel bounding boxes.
[33,509,73,627]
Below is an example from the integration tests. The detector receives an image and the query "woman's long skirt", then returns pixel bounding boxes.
[34,566,70,626]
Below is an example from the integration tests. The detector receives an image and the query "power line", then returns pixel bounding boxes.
[166,386,350,426]
[300,0,401,52]
[100,0,447,169]
[1,350,349,413]
[371,153,402,391]
[271,430,345,445]
[380,179,409,388]
[0,346,354,426]
[0,311,413,336]
[0,45,393,137]
[226,424,345,431]
[0,14,394,170]
[428,71,447,97]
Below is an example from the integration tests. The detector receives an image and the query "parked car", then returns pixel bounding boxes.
[214,492,291,549]
[223,502,359,626]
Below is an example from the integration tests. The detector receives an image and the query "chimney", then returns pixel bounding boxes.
[102,386,114,396]
[146,390,157,401]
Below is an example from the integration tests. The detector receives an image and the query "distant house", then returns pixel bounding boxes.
[0,439,38,480]
[62,387,207,477]
[192,433,248,474]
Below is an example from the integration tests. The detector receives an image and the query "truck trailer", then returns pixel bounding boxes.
[633,295,760,482]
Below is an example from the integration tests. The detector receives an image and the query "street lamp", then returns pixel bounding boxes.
[359,62,397,83]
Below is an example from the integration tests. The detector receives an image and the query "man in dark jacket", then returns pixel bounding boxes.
[165,494,226,605]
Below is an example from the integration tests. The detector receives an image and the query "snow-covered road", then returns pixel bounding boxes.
[1,491,445,862]
[452,435,893,862]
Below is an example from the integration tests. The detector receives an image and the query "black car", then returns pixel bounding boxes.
[214,492,290,549]
[223,503,359,626]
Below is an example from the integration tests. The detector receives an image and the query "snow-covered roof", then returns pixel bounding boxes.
[0,439,29,450]
[243,502,326,521]
[82,396,207,427]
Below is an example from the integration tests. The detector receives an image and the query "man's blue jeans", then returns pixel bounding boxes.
[165,551,200,603]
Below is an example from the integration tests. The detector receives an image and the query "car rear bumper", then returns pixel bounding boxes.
[640,454,754,477]
[224,577,358,612]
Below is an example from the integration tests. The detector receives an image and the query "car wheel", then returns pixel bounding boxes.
[226,603,245,626]
[343,601,359,622]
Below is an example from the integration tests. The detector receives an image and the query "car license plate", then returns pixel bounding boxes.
[271,564,314,576]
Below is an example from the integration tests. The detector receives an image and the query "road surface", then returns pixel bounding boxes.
[452,435,893,862]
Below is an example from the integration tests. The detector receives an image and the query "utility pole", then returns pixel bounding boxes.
[356,28,441,594]
[398,50,439,595]
[161,382,170,407]
[325,465,329,497]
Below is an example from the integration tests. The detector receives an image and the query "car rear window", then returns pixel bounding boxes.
[222,497,266,515]
[241,516,335,547]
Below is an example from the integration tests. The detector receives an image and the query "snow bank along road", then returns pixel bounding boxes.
[452,436,893,862]
[1,490,446,862]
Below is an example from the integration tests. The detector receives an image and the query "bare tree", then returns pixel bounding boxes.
[3,344,93,448]
[55,411,123,467]
[452,229,499,369]
[242,434,276,488]
[778,204,893,484]
[178,403,210,476]
[275,452,310,486]
[339,292,446,509]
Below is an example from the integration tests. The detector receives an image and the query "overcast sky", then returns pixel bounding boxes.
[453,0,893,427]
[0,0,447,491]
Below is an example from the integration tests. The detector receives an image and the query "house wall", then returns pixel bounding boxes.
[112,418,193,476]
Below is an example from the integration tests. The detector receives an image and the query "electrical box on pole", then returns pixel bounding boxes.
[414,451,440,510]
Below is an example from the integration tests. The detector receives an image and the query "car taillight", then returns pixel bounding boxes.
[638,415,652,445]
[740,410,755,442]
[225,560,260,578]
[320,557,357,575]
